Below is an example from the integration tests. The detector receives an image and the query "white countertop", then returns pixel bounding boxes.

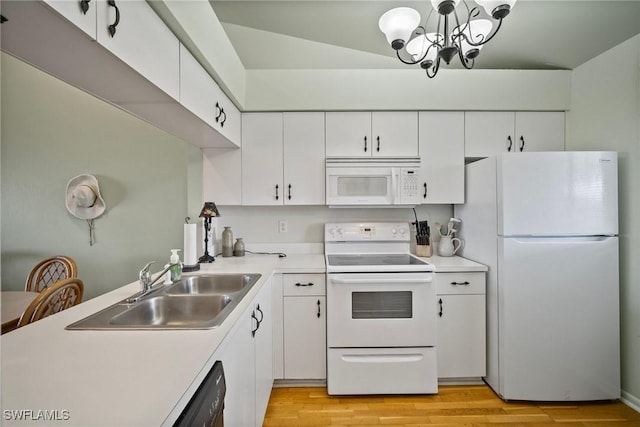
[0,254,323,427]
[422,255,488,273]
[0,252,483,426]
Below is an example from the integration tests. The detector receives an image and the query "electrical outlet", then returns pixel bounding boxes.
[278,220,288,233]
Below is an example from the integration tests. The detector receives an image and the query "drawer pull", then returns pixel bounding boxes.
[450,281,470,286]
[295,282,314,287]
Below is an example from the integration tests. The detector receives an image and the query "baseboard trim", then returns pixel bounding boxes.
[274,379,327,388]
[621,390,640,413]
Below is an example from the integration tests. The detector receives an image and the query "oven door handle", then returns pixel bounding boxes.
[330,276,432,284]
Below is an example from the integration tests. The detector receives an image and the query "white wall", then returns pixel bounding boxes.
[1,53,189,300]
[245,69,572,111]
[566,35,640,408]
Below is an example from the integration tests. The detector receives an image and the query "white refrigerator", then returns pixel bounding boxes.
[455,151,620,401]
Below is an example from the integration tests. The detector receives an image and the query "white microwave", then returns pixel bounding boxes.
[325,158,421,206]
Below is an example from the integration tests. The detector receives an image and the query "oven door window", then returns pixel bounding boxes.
[352,291,412,319]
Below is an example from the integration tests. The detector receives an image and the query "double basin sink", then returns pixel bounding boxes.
[66,274,261,330]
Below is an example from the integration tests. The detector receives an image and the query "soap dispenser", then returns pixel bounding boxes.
[170,249,182,282]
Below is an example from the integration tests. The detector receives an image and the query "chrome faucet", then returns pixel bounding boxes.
[126,261,179,303]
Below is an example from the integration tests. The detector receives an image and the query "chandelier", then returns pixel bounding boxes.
[378,0,517,78]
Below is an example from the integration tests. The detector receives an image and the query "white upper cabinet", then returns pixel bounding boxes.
[514,112,566,152]
[241,113,326,206]
[180,44,216,127]
[96,0,180,101]
[242,113,285,206]
[371,112,419,157]
[44,0,96,38]
[326,112,418,157]
[465,112,565,158]
[212,85,242,147]
[325,112,371,157]
[418,112,465,204]
[283,113,326,205]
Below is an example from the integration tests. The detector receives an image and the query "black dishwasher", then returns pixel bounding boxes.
[173,361,225,427]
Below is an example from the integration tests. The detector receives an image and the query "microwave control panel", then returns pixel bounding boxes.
[400,168,420,203]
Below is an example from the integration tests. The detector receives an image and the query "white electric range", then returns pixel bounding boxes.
[324,222,438,395]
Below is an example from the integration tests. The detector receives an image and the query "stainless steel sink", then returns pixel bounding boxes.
[66,273,261,330]
[109,295,233,328]
[165,273,261,295]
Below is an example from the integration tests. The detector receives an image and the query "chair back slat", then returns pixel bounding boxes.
[25,256,78,292]
[17,278,84,327]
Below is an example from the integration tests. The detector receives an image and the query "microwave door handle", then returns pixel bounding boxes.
[331,276,433,284]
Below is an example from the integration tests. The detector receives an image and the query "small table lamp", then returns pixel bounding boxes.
[198,202,220,263]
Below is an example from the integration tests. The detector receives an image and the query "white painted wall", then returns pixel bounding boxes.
[0,53,189,300]
[245,69,571,111]
[566,35,640,408]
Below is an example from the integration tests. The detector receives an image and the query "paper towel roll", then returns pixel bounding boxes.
[183,223,198,266]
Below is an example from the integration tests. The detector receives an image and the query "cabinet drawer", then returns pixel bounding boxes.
[283,274,326,296]
[435,272,485,295]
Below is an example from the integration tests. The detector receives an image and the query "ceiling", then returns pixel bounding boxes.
[208,0,640,71]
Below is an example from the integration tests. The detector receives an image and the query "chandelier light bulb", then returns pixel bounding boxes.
[378,7,421,50]
[406,33,443,66]
[474,0,517,19]
[453,19,493,59]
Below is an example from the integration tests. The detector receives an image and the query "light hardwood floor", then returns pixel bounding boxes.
[263,385,640,426]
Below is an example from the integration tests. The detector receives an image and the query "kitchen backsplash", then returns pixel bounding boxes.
[209,204,452,247]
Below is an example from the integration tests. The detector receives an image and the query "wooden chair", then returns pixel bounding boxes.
[17,278,84,328]
[25,256,78,293]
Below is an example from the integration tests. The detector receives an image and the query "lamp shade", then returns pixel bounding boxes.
[406,33,443,63]
[199,202,220,218]
[378,7,421,50]
[430,0,461,15]
[453,19,493,58]
[474,0,516,19]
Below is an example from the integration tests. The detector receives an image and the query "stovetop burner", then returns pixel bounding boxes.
[327,254,429,267]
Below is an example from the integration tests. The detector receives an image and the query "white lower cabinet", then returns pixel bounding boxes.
[282,274,327,380]
[216,278,273,427]
[435,272,486,380]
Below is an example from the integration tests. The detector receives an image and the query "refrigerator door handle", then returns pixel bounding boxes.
[510,236,615,243]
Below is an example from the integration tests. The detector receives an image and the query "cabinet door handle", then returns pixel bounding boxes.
[317,299,321,318]
[376,136,380,152]
[506,135,513,152]
[107,0,120,37]
[295,282,314,287]
[288,184,292,200]
[256,304,264,324]
[423,182,428,199]
[251,310,259,337]
[275,184,279,200]
[80,0,90,15]
[451,281,470,286]
[519,135,525,152]
[363,136,367,152]
[438,298,443,317]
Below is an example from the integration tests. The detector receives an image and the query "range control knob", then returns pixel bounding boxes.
[391,228,397,235]
[399,227,407,235]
